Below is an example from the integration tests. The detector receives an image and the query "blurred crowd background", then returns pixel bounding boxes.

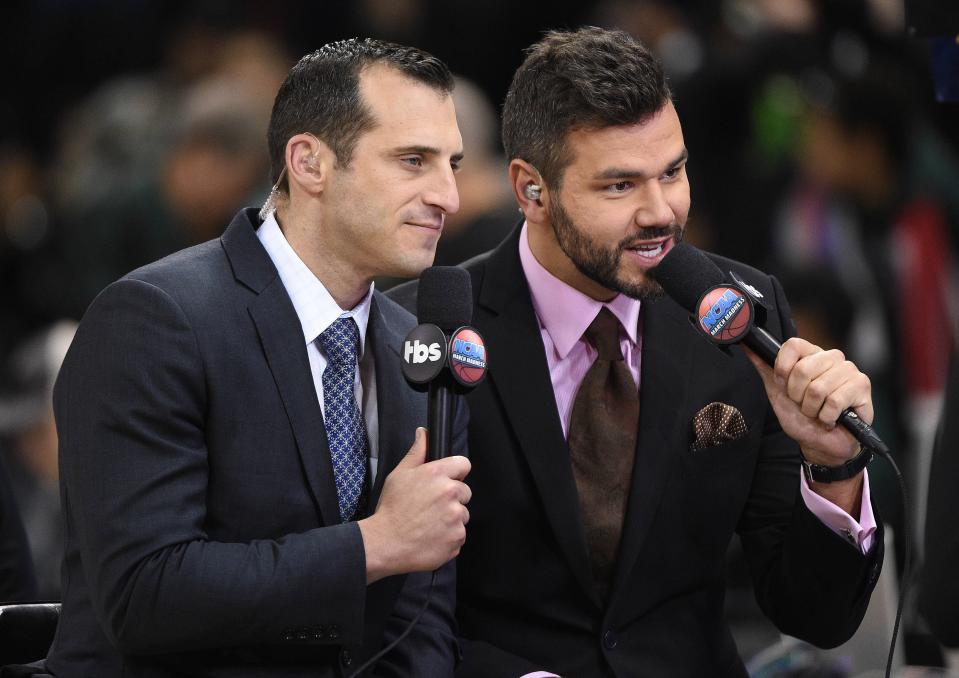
[1,0,958,674]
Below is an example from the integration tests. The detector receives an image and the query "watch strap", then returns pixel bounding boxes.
[802,445,874,484]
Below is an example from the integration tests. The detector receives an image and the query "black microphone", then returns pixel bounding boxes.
[400,266,488,460]
[650,242,888,454]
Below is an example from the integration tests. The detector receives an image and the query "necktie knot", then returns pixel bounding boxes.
[584,307,624,361]
[318,317,360,367]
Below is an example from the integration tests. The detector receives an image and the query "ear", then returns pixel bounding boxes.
[509,159,547,223]
[285,133,333,198]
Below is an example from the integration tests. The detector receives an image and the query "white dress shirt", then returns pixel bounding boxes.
[257,213,381,479]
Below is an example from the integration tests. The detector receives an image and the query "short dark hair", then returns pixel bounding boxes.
[267,38,453,187]
[502,27,672,188]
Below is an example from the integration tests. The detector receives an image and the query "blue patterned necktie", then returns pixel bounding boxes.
[317,317,369,523]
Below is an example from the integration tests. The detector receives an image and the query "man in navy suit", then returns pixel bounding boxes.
[38,39,470,678]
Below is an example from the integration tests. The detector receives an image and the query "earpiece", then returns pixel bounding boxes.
[524,184,542,201]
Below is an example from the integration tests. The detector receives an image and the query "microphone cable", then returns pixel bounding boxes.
[345,569,438,678]
[874,447,910,678]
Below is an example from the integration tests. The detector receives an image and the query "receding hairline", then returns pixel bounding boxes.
[358,60,456,99]
[351,61,457,139]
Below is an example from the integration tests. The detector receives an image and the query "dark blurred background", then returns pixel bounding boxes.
[1,0,958,674]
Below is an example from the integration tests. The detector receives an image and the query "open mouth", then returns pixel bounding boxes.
[625,236,673,262]
[630,242,665,259]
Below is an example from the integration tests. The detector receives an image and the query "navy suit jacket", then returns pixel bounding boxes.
[41,208,462,678]
[0,455,36,604]
[389,225,883,678]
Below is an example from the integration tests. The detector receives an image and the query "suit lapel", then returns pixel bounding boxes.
[367,293,420,506]
[222,209,341,526]
[478,229,600,608]
[609,295,696,601]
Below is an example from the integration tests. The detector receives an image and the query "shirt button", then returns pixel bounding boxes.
[603,630,618,650]
[841,528,857,546]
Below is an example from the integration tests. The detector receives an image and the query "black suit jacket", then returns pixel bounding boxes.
[41,209,462,678]
[920,353,959,647]
[390,226,883,678]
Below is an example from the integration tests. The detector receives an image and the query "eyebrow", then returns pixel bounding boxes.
[393,145,465,164]
[593,148,689,181]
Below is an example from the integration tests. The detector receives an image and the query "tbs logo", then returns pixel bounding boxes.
[404,339,442,364]
[400,323,448,384]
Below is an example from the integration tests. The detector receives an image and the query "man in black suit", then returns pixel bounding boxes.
[391,27,883,677]
[37,39,470,678]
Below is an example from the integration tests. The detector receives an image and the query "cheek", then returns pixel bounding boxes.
[667,181,691,222]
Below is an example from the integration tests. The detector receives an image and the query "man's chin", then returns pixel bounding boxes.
[623,281,665,301]
[386,254,436,281]
[614,271,665,300]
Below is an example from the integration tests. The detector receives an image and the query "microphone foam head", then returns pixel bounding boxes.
[417,266,473,330]
[649,242,725,312]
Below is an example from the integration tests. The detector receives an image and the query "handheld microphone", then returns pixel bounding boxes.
[649,242,888,455]
[400,266,488,460]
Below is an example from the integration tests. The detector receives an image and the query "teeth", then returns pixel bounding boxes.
[633,244,663,259]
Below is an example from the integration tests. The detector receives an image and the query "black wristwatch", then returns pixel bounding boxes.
[802,445,874,484]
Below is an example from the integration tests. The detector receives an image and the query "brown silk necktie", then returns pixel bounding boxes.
[568,307,639,600]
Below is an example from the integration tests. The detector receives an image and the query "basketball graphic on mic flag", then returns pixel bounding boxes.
[696,285,753,344]
[449,327,487,386]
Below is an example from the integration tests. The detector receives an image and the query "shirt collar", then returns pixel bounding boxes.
[257,212,373,356]
[518,222,640,359]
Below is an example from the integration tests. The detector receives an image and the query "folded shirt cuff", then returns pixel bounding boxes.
[800,467,877,554]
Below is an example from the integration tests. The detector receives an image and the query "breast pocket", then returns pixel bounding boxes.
[679,424,761,555]
[681,422,758,477]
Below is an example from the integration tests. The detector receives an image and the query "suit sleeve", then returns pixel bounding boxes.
[0,455,36,603]
[737,274,883,648]
[374,386,469,676]
[55,278,368,655]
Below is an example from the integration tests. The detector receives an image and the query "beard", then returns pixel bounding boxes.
[550,197,685,300]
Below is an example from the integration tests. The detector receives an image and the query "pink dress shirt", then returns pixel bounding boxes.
[517,223,877,549]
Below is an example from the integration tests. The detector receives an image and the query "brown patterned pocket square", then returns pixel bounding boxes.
[690,402,748,451]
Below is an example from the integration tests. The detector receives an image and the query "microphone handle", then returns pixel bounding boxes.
[427,376,454,460]
[742,326,888,454]
[742,325,782,366]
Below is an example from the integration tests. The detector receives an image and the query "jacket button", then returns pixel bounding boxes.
[296,627,309,641]
[281,628,294,642]
[329,624,341,641]
[340,649,353,666]
[312,625,326,641]
[603,630,618,650]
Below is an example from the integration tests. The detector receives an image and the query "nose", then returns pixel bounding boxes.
[634,180,674,228]
[424,165,460,216]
